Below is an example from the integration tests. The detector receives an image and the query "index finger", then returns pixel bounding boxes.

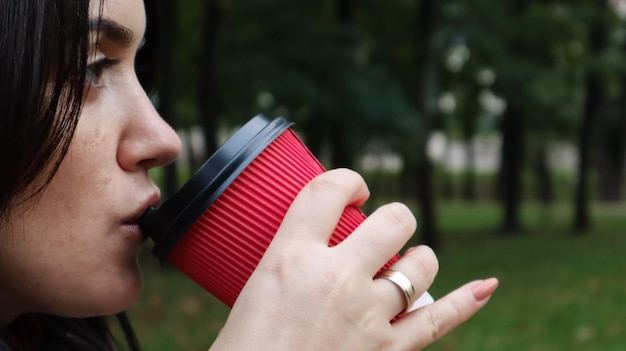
[271,168,370,246]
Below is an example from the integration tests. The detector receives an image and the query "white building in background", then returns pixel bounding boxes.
[425,133,577,173]
[179,125,578,175]
[609,0,626,19]
[358,133,578,174]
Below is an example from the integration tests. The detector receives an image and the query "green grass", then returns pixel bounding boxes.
[127,201,626,350]
[428,202,626,351]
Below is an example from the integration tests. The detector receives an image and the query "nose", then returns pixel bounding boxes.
[116,85,182,172]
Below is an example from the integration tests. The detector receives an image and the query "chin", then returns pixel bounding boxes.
[107,269,144,314]
[49,285,143,319]
[76,269,145,317]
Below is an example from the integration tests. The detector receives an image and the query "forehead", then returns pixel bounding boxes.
[89,0,146,43]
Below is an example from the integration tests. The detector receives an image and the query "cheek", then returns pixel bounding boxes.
[39,119,126,258]
[44,148,112,224]
[60,119,117,194]
[0,114,144,316]
[1,206,143,318]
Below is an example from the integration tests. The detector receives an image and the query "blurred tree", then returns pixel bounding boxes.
[493,0,532,235]
[196,0,223,163]
[349,1,444,247]
[170,0,214,174]
[595,9,626,202]
[137,1,158,93]
[574,1,613,233]
[596,81,626,202]
[453,0,588,233]
[329,0,355,169]
[438,37,483,202]
[161,0,626,245]
[215,0,414,169]
[154,0,180,198]
[518,3,585,206]
[412,0,440,248]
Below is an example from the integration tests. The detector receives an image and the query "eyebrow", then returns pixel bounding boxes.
[89,18,135,46]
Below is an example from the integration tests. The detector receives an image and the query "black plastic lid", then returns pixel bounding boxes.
[138,115,294,262]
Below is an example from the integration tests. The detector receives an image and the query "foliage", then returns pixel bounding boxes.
[139,1,626,347]
[171,0,626,146]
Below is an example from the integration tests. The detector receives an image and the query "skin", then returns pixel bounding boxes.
[0,0,181,326]
[0,0,498,349]
[212,169,498,350]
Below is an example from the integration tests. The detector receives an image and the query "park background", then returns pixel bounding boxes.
[125,0,626,350]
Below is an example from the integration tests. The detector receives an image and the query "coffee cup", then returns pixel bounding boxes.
[139,115,433,310]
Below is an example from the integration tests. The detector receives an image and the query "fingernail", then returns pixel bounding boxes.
[471,278,499,301]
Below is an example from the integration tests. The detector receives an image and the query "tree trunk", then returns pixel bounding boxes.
[533,145,553,205]
[329,125,353,169]
[495,0,529,235]
[574,5,609,233]
[598,88,626,202]
[462,137,476,202]
[412,0,439,249]
[399,147,417,203]
[574,74,600,232]
[498,103,524,234]
[440,140,455,200]
[415,145,438,248]
[336,0,353,22]
[197,0,223,163]
[596,114,626,202]
[137,1,158,93]
[156,0,179,199]
[329,0,355,170]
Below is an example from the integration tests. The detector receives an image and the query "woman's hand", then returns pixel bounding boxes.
[210,168,498,351]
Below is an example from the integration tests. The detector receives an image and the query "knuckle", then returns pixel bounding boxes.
[319,267,353,300]
[405,245,439,278]
[259,246,304,283]
[415,255,435,280]
[413,245,439,275]
[306,169,362,194]
[306,175,341,194]
[379,202,417,233]
[425,299,466,343]
[449,298,466,320]
[425,307,443,341]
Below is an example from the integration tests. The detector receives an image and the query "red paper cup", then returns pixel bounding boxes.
[139,115,426,308]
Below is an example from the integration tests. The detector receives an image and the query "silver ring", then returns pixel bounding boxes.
[375,269,416,313]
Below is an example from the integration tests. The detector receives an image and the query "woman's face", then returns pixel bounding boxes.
[0,0,181,325]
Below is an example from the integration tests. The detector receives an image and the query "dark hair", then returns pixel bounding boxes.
[0,1,141,350]
[3,313,139,351]
[0,0,86,218]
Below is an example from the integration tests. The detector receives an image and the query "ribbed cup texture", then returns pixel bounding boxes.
[167,129,398,307]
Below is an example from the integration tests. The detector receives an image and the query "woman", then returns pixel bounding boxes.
[0,1,498,350]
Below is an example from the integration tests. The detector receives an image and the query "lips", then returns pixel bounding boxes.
[123,192,160,228]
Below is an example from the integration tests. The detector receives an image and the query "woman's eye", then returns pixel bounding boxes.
[85,58,119,87]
